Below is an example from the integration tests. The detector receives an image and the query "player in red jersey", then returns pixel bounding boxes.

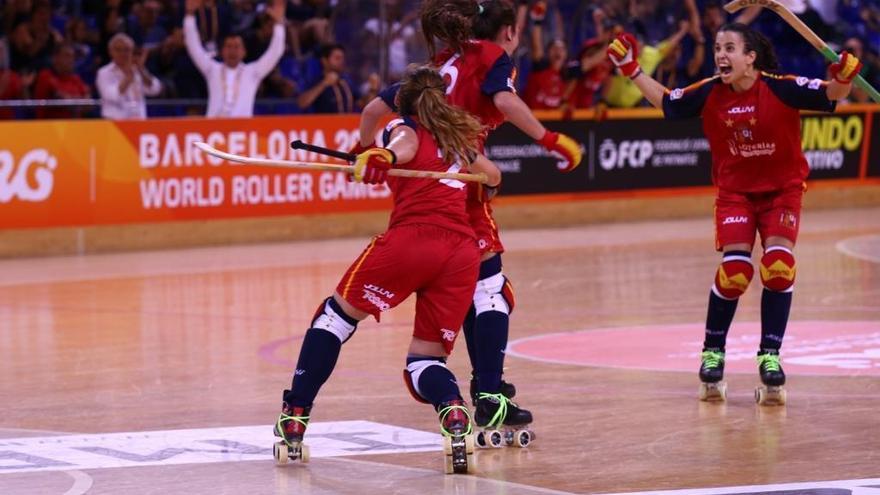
[273,67,500,473]
[354,0,581,442]
[608,23,861,404]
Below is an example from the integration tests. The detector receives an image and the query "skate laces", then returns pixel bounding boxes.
[276,411,309,444]
[757,353,781,372]
[477,392,510,428]
[438,403,473,437]
[701,350,725,369]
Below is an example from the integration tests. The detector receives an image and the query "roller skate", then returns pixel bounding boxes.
[698,349,727,402]
[473,392,534,449]
[438,399,476,474]
[469,374,516,403]
[273,402,311,464]
[755,350,786,406]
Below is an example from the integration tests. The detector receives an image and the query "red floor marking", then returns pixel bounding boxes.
[507,321,880,376]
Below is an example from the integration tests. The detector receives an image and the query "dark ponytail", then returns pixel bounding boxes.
[718,23,780,72]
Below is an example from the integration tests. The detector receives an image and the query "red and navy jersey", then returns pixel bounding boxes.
[380,117,474,238]
[379,39,516,143]
[662,73,836,193]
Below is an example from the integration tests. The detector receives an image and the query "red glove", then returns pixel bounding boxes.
[538,130,583,172]
[607,32,641,79]
[829,51,863,84]
[353,148,395,184]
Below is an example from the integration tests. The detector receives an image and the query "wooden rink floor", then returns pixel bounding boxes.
[1,207,879,495]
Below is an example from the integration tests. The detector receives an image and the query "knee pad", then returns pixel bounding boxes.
[311,297,358,343]
[760,246,796,292]
[473,273,515,315]
[403,358,447,404]
[713,251,754,300]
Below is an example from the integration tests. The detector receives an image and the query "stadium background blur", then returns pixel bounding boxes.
[1,0,878,119]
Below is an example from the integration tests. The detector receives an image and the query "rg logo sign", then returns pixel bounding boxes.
[0,149,58,203]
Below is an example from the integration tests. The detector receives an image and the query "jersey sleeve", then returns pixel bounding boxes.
[763,74,837,112]
[378,82,401,112]
[481,52,517,96]
[662,77,717,119]
[381,116,418,146]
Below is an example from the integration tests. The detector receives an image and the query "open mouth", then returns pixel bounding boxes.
[718,63,733,76]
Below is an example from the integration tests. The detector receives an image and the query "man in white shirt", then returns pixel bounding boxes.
[184,0,286,118]
[96,33,163,120]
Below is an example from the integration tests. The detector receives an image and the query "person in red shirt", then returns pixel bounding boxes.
[522,38,568,110]
[608,24,861,404]
[273,67,501,473]
[568,37,613,110]
[34,43,91,119]
[354,0,582,445]
[0,68,27,120]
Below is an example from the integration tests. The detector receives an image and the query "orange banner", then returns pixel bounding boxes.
[0,115,392,229]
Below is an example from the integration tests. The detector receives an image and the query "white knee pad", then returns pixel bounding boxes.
[405,358,448,400]
[312,298,357,343]
[473,272,511,315]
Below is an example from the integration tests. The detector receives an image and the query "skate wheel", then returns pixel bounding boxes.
[444,452,454,474]
[754,387,764,404]
[273,442,289,465]
[487,430,503,449]
[443,436,453,455]
[513,429,531,448]
[699,381,727,402]
[475,431,488,449]
[464,433,475,454]
[299,443,310,463]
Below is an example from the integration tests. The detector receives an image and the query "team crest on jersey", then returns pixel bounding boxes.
[670,88,684,100]
[808,78,823,90]
[796,76,809,87]
[779,211,798,229]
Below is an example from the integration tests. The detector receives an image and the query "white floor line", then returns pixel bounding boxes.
[62,471,94,495]
[836,235,880,263]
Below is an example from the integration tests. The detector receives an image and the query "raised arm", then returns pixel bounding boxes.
[183,0,214,74]
[607,32,667,109]
[251,0,287,79]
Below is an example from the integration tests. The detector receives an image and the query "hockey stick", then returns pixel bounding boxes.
[290,140,356,162]
[194,142,489,183]
[723,0,880,102]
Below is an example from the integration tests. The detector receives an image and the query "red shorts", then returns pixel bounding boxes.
[467,198,504,255]
[336,224,479,354]
[714,185,804,251]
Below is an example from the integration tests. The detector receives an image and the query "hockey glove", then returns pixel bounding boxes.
[607,32,641,79]
[353,148,395,184]
[829,51,863,84]
[538,130,583,172]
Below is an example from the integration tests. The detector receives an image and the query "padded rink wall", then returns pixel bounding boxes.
[1,106,878,258]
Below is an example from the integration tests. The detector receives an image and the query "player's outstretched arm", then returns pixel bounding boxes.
[607,32,667,109]
[493,91,583,172]
[826,51,863,101]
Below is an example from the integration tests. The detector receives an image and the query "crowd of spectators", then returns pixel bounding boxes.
[0,0,877,120]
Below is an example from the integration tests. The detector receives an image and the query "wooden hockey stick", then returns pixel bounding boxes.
[194,142,489,183]
[724,0,880,103]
